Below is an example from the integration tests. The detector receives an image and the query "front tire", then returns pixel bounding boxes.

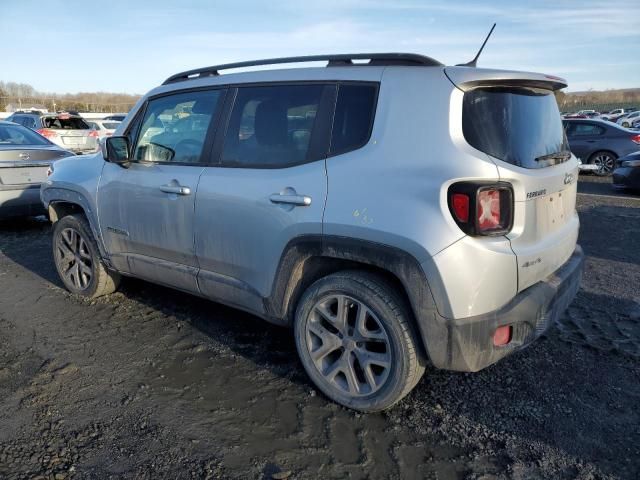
[52,214,120,298]
[294,271,425,412]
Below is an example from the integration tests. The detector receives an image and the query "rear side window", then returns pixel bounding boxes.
[330,83,377,155]
[567,123,605,136]
[43,116,91,130]
[221,84,326,168]
[463,87,568,168]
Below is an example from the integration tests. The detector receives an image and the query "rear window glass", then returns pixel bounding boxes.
[463,87,568,168]
[103,122,120,129]
[43,116,91,130]
[0,123,50,145]
[330,83,377,155]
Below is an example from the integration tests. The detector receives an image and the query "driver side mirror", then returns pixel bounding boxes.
[103,136,131,166]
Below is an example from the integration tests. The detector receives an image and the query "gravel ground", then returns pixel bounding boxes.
[0,178,638,480]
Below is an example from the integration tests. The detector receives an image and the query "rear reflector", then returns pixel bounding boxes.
[451,193,470,223]
[493,325,512,346]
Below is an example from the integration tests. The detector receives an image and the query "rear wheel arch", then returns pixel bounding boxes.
[266,236,440,362]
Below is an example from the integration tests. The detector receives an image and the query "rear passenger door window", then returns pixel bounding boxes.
[330,83,378,155]
[133,90,222,164]
[221,84,331,168]
[571,123,604,136]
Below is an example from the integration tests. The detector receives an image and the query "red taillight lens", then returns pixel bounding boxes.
[451,193,470,223]
[448,182,513,236]
[477,189,501,231]
[88,130,99,138]
[631,134,640,145]
[37,128,58,138]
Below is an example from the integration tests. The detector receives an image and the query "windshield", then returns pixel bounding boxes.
[0,123,51,146]
[462,87,569,168]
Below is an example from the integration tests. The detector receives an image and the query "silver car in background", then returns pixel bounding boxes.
[0,121,73,218]
[6,111,100,155]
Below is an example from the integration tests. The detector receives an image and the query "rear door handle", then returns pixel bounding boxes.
[269,193,311,206]
[160,184,191,195]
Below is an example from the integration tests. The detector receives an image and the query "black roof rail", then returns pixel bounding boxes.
[162,53,442,85]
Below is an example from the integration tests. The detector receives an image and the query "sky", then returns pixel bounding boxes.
[1,0,638,94]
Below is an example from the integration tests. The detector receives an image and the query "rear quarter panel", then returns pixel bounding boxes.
[323,68,518,319]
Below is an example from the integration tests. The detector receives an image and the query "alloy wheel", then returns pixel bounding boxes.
[305,294,392,397]
[55,227,93,290]
[593,153,615,175]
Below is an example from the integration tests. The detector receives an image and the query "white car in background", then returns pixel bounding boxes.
[87,120,121,140]
[617,111,640,128]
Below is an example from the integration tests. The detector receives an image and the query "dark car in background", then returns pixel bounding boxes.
[612,151,640,191]
[0,121,73,218]
[6,111,100,155]
[563,118,640,175]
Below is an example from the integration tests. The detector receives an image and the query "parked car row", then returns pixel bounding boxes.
[563,118,640,175]
[563,107,640,127]
[0,121,74,218]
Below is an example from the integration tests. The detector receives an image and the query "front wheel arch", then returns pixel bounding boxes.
[48,201,85,224]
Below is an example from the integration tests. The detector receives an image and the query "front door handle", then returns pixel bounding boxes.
[269,193,311,206]
[160,184,191,195]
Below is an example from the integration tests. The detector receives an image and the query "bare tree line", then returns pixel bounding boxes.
[2,80,638,114]
[0,81,140,113]
[555,88,640,112]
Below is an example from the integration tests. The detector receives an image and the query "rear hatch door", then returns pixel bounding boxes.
[43,115,95,148]
[448,67,580,292]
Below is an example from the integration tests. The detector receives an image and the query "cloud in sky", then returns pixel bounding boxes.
[1,0,637,93]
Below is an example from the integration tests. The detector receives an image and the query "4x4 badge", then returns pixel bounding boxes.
[564,173,575,185]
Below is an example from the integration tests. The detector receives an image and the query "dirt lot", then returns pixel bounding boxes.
[0,177,639,480]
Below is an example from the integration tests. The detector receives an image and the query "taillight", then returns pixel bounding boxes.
[37,128,58,138]
[89,130,99,138]
[631,134,640,145]
[447,182,514,236]
[477,189,501,231]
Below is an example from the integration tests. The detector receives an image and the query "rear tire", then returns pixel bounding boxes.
[294,271,425,412]
[589,150,616,176]
[52,214,120,298]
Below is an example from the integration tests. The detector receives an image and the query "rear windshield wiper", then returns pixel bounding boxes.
[535,150,571,163]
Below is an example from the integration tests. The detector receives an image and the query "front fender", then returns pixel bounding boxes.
[41,154,109,262]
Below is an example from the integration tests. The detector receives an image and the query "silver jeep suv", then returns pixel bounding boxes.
[41,54,584,411]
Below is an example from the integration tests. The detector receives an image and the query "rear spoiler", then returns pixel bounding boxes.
[445,66,567,92]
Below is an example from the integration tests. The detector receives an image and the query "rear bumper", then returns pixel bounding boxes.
[0,185,45,218]
[424,245,584,372]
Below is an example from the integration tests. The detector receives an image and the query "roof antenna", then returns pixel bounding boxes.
[457,23,496,67]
